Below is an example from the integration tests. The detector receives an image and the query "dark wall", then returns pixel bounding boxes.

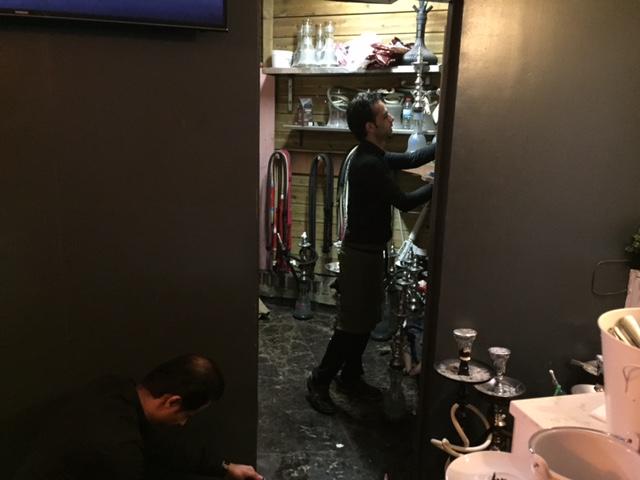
[421,0,640,475]
[0,2,259,475]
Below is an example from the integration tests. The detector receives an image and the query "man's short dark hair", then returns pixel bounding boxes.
[347,92,382,142]
[141,354,224,411]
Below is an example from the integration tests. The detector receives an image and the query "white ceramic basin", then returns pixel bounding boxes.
[446,451,529,480]
[529,427,640,479]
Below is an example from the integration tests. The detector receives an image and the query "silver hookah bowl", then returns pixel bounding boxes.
[475,347,526,398]
[434,328,492,384]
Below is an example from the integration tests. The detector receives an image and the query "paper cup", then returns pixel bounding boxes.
[598,307,640,448]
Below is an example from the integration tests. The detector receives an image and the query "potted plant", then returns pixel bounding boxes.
[625,226,640,307]
[625,226,640,269]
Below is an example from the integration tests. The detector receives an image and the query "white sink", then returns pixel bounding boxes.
[529,427,640,479]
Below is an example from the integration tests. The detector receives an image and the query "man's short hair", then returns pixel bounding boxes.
[347,92,382,142]
[141,354,224,411]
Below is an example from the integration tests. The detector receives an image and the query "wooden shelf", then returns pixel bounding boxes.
[263,65,442,76]
[283,124,437,136]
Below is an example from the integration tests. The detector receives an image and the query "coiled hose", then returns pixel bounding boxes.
[266,149,292,272]
[307,153,334,254]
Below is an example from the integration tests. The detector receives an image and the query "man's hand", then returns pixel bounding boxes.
[225,463,264,480]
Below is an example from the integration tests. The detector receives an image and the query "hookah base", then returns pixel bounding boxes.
[293,297,313,320]
[293,311,313,320]
[370,320,394,342]
[383,391,406,421]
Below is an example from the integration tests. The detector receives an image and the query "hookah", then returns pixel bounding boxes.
[404,5,441,153]
[383,267,413,420]
[474,347,526,451]
[402,0,438,66]
[383,249,429,416]
[373,245,428,345]
[282,232,318,320]
[431,329,494,461]
[406,43,428,153]
[371,244,399,342]
[406,42,429,153]
[402,252,428,373]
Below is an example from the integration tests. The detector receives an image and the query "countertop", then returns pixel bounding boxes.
[509,392,606,458]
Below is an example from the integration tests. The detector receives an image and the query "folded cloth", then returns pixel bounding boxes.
[365,37,410,70]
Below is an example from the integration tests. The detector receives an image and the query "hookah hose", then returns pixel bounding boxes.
[266,149,292,271]
[307,153,334,254]
[430,402,492,459]
[336,145,358,242]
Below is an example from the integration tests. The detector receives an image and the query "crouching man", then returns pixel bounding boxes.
[14,354,263,480]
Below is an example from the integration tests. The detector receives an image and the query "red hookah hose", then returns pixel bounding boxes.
[266,149,291,271]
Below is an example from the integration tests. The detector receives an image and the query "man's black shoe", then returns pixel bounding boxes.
[335,376,382,400]
[306,376,337,415]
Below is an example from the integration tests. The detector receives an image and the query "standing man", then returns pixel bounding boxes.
[14,354,263,480]
[306,92,436,414]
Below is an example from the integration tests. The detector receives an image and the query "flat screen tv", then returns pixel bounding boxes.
[0,0,227,31]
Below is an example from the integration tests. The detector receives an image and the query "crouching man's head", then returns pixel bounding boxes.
[136,354,224,426]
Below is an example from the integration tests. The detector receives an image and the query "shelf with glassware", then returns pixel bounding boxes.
[262,64,442,76]
[283,124,437,136]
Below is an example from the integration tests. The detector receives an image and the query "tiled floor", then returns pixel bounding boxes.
[257,299,421,480]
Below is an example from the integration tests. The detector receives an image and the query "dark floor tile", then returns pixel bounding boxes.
[259,299,421,480]
[259,375,310,412]
[257,406,350,454]
[258,450,383,480]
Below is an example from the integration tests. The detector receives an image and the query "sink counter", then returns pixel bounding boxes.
[509,392,606,458]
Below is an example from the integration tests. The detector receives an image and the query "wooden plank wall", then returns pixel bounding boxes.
[268,0,448,59]
[263,1,448,268]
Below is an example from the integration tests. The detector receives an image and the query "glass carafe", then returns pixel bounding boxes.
[318,21,338,67]
[293,19,315,67]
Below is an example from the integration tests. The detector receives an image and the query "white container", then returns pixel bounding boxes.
[445,451,529,480]
[529,427,640,479]
[271,50,293,68]
[598,307,640,448]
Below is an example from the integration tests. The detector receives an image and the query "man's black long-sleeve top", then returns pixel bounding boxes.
[13,376,227,480]
[344,140,435,246]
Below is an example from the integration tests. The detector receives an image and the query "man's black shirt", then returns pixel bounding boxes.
[13,376,226,480]
[344,141,435,246]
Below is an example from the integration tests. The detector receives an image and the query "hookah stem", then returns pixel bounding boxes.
[276,233,299,283]
[414,1,433,47]
[410,203,430,242]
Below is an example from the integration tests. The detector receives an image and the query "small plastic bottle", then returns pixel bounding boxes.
[402,96,413,129]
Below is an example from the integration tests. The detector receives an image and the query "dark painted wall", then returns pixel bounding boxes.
[0,2,259,476]
[421,0,640,475]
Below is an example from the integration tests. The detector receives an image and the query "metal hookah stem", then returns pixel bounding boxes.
[390,282,409,369]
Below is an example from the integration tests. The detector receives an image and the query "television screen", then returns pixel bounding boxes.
[0,0,227,30]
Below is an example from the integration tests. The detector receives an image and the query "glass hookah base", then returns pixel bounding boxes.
[475,376,526,398]
[434,358,493,384]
